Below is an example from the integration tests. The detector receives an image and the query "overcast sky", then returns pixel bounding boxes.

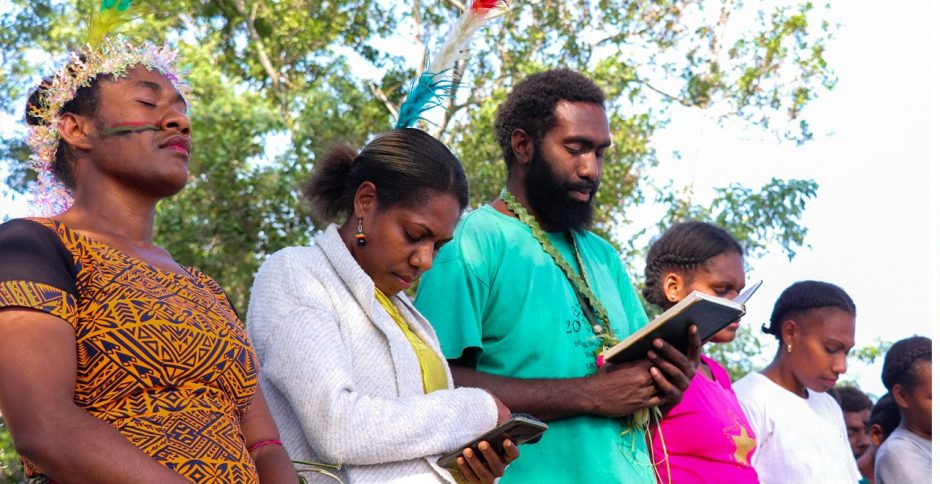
[631,0,939,396]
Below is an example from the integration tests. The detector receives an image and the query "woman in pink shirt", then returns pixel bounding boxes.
[643,222,759,483]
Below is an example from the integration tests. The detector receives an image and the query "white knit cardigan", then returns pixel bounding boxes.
[246,224,498,483]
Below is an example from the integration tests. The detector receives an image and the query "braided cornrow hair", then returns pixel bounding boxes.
[881,335,931,392]
[643,221,743,309]
[763,281,856,340]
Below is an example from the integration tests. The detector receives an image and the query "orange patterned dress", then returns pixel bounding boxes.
[0,218,260,483]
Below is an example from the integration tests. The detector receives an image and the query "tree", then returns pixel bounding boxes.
[2,0,833,314]
[0,1,837,476]
[705,324,766,382]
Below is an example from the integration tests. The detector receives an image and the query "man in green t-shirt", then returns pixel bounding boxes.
[415,69,701,483]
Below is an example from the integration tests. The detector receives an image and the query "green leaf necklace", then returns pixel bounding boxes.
[500,188,662,459]
[500,188,619,363]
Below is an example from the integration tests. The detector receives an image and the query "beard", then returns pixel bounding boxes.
[523,144,598,232]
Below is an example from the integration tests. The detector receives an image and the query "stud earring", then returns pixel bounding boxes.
[786,343,792,353]
[356,218,366,247]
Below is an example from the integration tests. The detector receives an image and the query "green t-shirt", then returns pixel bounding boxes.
[415,205,654,484]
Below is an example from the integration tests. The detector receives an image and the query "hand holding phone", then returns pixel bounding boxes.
[454,438,519,483]
[436,415,548,469]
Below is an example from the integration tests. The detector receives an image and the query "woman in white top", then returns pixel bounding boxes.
[874,335,931,484]
[246,129,517,483]
[733,280,861,484]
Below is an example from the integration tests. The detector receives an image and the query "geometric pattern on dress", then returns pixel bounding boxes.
[0,280,77,326]
[1,218,260,483]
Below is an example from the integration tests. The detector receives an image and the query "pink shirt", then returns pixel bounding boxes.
[650,355,759,484]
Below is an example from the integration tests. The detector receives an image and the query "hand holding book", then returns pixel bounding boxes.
[603,281,762,365]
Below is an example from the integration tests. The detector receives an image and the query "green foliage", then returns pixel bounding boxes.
[0,1,840,472]
[704,325,766,382]
[853,338,893,366]
[0,418,25,483]
[1,0,835,316]
[658,177,819,260]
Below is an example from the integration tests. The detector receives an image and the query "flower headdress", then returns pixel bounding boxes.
[26,0,187,214]
[394,0,510,129]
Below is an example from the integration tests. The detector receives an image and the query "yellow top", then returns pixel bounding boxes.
[374,288,448,393]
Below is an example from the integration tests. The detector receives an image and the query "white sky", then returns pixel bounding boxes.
[2,0,936,398]
[628,0,938,396]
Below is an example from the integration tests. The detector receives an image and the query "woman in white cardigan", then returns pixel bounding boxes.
[247,129,518,483]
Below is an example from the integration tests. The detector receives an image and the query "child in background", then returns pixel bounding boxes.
[874,336,931,484]
[868,394,902,446]
[834,386,873,483]
[857,393,901,484]
[733,281,860,484]
[835,386,874,459]
[643,222,759,484]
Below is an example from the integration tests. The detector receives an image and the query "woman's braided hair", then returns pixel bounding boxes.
[642,221,743,309]
[881,335,931,392]
[763,280,856,340]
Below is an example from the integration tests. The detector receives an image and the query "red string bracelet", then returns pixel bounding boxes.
[247,439,283,453]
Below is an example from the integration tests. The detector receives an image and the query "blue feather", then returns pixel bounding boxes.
[394,70,457,129]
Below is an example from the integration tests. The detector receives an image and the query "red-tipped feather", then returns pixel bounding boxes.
[396,0,510,127]
[426,0,510,74]
[471,0,501,11]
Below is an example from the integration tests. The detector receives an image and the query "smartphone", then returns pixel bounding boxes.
[435,415,548,469]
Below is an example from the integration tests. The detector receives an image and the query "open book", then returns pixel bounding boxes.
[603,281,762,365]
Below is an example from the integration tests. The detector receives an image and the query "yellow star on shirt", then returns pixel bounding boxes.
[732,424,756,465]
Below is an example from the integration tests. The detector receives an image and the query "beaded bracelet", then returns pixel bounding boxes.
[247,439,283,453]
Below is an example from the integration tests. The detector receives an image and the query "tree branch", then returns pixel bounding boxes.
[444,0,466,14]
[631,78,694,108]
[368,82,399,118]
[227,0,297,132]
[412,0,428,71]
[231,0,285,91]
[431,58,469,139]
[704,0,733,83]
